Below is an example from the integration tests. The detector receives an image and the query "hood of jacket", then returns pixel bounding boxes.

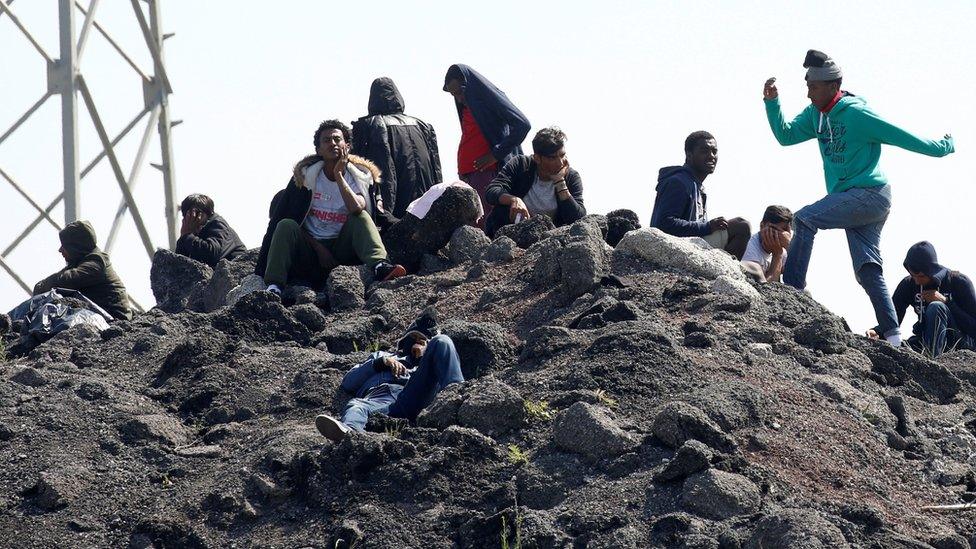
[904,241,948,281]
[59,220,98,262]
[292,154,382,190]
[367,77,405,115]
[655,165,698,192]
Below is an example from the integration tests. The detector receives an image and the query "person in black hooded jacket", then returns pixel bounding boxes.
[175,194,247,268]
[352,77,442,219]
[868,241,976,357]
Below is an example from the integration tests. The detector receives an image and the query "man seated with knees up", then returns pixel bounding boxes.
[175,193,247,267]
[315,309,463,441]
[484,126,586,237]
[650,131,751,259]
[32,221,131,320]
[741,205,793,283]
[868,241,976,357]
[254,119,406,294]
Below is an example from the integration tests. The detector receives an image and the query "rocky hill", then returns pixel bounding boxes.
[3,212,976,548]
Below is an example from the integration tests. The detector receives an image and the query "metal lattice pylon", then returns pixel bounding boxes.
[0,0,178,311]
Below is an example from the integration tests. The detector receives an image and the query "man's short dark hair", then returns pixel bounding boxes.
[312,119,352,150]
[532,127,567,156]
[684,131,715,155]
[180,194,214,216]
[762,205,794,226]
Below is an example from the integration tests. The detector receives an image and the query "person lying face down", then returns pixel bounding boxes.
[866,241,976,358]
[483,126,586,237]
[31,220,131,321]
[175,193,247,268]
[741,205,793,283]
[315,309,464,441]
[650,131,752,259]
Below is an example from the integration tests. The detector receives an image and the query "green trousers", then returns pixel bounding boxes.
[263,212,387,287]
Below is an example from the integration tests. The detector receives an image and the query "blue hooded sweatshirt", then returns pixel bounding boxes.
[889,241,976,339]
[443,64,530,167]
[649,165,711,237]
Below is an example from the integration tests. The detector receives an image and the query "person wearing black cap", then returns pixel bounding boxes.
[868,242,976,357]
[763,49,954,346]
[315,309,463,441]
[483,127,586,237]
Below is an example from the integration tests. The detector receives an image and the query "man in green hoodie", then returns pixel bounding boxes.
[32,221,132,320]
[763,49,954,346]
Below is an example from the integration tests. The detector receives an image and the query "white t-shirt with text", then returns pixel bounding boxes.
[303,168,366,240]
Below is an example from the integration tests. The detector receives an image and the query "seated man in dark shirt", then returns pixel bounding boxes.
[868,241,976,357]
[175,194,247,267]
[484,127,586,237]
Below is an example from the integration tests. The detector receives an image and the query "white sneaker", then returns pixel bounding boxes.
[266,283,282,296]
[315,414,350,442]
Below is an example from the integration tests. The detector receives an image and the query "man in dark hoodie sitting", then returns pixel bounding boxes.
[352,77,442,222]
[484,126,586,237]
[315,309,463,441]
[650,131,751,259]
[867,242,976,357]
[254,119,406,295]
[32,220,131,320]
[175,194,247,268]
[443,64,530,227]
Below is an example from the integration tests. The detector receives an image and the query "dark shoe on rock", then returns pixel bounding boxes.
[374,261,406,282]
[315,414,351,442]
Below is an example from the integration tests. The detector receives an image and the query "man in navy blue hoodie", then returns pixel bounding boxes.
[868,241,976,357]
[444,64,530,227]
[315,309,463,441]
[650,131,751,259]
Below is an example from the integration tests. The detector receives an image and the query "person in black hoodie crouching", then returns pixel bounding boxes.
[868,241,976,357]
[175,194,247,268]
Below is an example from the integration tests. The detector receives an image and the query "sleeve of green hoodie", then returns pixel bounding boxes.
[33,256,105,295]
[849,105,955,157]
[764,98,817,146]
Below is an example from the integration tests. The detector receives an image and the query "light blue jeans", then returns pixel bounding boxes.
[783,185,900,337]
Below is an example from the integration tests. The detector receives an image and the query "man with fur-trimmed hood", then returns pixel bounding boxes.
[32,220,131,320]
[255,119,406,293]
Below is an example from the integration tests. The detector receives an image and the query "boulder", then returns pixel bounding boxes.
[120,414,190,446]
[32,467,92,510]
[652,401,736,452]
[794,316,848,354]
[606,209,641,247]
[200,250,259,312]
[482,236,518,263]
[614,228,744,281]
[558,223,611,301]
[495,215,555,249]
[327,266,366,311]
[441,320,518,379]
[655,439,713,482]
[383,185,482,272]
[149,249,212,313]
[447,226,491,265]
[291,303,328,332]
[712,275,761,303]
[211,291,311,346]
[225,274,267,308]
[553,402,639,462]
[744,510,849,549]
[457,377,524,436]
[681,469,761,520]
[857,339,962,404]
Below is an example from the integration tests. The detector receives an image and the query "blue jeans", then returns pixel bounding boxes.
[921,301,976,357]
[340,335,463,431]
[783,185,899,337]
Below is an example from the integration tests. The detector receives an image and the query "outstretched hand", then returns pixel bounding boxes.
[763,77,778,100]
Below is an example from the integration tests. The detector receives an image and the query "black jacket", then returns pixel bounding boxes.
[352,78,442,218]
[484,155,585,237]
[255,156,385,277]
[649,165,711,237]
[175,214,247,268]
[891,241,976,338]
[32,221,132,320]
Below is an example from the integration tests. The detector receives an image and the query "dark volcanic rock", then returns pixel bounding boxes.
[447,226,491,265]
[496,215,555,249]
[327,266,366,311]
[606,209,641,247]
[200,250,259,312]
[553,402,638,462]
[441,320,518,379]
[482,236,518,263]
[150,249,212,313]
[745,509,849,549]
[681,469,760,520]
[857,339,961,403]
[652,401,736,453]
[655,439,713,482]
[382,185,482,272]
[211,291,311,345]
[793,315,849,354]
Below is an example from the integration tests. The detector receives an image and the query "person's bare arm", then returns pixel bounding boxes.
[334,151,366,214]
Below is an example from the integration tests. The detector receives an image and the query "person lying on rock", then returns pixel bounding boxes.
[254,119,406,295]
[315,309,463,441]
[649,130,751,259]
[31,220,132,320]
[174,193,247,268]
[484,126,586,238]
[764,49,954,347]
[867,242,976,357]
[740,205,793,283]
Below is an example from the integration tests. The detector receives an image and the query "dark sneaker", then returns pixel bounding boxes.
[374,261,406,282]
[315,414,351,442]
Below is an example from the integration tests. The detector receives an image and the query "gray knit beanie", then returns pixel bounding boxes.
[803,49,843,81]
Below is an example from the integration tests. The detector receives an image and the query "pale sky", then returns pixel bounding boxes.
[2,1,974,334]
